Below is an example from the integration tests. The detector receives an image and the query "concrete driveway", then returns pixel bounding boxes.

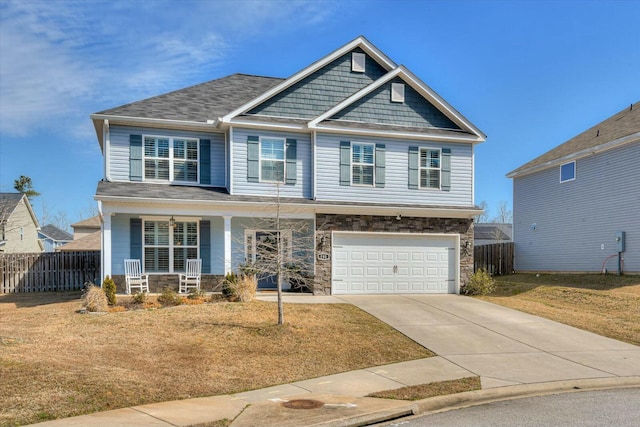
[337,295,640,388]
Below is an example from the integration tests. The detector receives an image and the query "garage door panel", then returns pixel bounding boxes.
[332,233,457,295]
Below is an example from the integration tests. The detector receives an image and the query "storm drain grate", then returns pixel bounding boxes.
[282,399,324,409]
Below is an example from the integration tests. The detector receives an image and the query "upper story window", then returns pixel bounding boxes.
[351,142,375,186]
[260,138,285,182]
[420,148,441,189]
[144,136,198,183]
[560,161,575,183]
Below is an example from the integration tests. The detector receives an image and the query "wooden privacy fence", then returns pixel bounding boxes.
[474,242,514,276]
[0,251,101,293]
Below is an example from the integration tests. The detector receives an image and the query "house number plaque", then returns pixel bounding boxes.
[317,252,330,261]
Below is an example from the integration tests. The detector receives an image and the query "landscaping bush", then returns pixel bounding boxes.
[82,284,108,312]
[130,291,147,305]
[222,272,257,302]
[157,287,183,306]
[462,269,496,295]
[102,276,117,305]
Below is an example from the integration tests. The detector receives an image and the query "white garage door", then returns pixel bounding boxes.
[332,232,457,294]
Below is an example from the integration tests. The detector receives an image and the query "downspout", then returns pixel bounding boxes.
[103,119,111,181]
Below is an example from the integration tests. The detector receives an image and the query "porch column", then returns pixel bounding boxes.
[223,216,232,274]
[101,213,112,282]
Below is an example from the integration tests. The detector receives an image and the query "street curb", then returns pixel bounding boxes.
[412,376,640,416]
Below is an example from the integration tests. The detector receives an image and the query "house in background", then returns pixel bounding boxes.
[57,215,101,252]
[507,102,639,273]
[38,224,73,252]
[92,36,485,294]
[0,193,43,253]
[474,223,512,246]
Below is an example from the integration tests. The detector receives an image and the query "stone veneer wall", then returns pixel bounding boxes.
[111,274,224,294]
[314,214,474,295]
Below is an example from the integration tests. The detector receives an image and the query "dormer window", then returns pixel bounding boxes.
[391,83,405,103]
[352,52,366,73]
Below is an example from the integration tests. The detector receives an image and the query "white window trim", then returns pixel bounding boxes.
[352,52,366,72]
[259,136,286,183]
[419,147,442,190]
[560,160,576,183]
[143,134,200,184]
[351,141,375,187]
[391,83,405,103]
[244,229,293,262]
[142,219,199,274]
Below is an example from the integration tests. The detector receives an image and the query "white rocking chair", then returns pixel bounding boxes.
[179,259,202,294]
[124,259,149,294]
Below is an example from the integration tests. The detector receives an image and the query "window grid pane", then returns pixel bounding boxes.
[352,143,375,186]
[143,136,197,182]
[144,221,195,273]
[419,148,441,189]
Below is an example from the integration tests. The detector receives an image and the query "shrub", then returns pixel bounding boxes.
[130,291,147,305]
[102,276,117,305]
[222,272,257,302]
[157,286,183,306]
[82,284,108,312]
[462,269,496,295]
[187,288,208,300]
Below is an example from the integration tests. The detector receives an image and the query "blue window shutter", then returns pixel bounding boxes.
[130,218,142,260]
[200,139,211,185]
[247,136,260,182]
[408,146,419,189]
[285,139,297,185]
[340,141,351,186]
[441,148,451,191]
[200,220,211,274]
[375,143,385,188]
[130,134,143,181]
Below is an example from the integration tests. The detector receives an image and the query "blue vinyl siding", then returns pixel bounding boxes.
[247,48,387,119]
[331,78,460,130]
[315,133,473,206]
[232,128,312,198]
[109,125,225,186]
[513,142,640,273]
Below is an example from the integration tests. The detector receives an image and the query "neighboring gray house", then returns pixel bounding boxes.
[92,36,486,294]
[38,225,73,252]
[474,223,512,246]
[507,102,639,273]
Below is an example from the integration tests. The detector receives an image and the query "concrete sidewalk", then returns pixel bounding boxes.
[28,294,640,427]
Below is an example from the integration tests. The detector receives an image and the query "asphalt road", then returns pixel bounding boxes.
[379,388,640,427]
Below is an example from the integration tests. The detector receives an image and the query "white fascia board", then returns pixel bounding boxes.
[225,119,307,132]
[90,114,217,132]
[97,194,480,219]
[312,123,483,143]
[506,132,640,178]
[220,36,397,123]
[308,68,403,127]
[396,66,486,140]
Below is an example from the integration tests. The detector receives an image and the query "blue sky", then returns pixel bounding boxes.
[1,0,638,228]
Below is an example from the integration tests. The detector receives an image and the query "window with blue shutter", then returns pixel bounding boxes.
[247,136,260,182]
[285,139,297,185]
[200,220,211,273]
[130,218,142,260]
[340,141,351,186]
[130,135,143,181]
[200,139,211,185]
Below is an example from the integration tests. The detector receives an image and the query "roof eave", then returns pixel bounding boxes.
[507,131,640,178]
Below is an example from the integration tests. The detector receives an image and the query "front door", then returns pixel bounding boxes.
[245,229,293,290]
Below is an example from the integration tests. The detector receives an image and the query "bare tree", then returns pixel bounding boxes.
[492,201,513,223]
[236,183,315,325]
[474,200,490,223]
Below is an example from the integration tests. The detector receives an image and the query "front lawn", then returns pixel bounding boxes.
[0,293,433,426]
[478,273,640,346]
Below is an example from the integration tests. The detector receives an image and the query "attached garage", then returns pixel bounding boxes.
[331,232,459,294]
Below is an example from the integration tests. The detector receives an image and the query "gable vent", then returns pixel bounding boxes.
[352,52,366,72]
[391,83,405,103]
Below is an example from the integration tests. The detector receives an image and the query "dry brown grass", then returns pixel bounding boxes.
[367,377,481,401]
[0,292,432,426]
[479,274,640,346]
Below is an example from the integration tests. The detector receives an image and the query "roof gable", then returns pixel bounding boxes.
[222,36,396,123]
[0,193,40,229]
[39,224,73,241]
[508,101,640,178]
[245,47,388,119]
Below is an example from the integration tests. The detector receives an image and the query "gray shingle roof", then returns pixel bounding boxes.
[40,224,73,241]
[508,101,640,177]
[96,73,283,122]
[0,193,24,222]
